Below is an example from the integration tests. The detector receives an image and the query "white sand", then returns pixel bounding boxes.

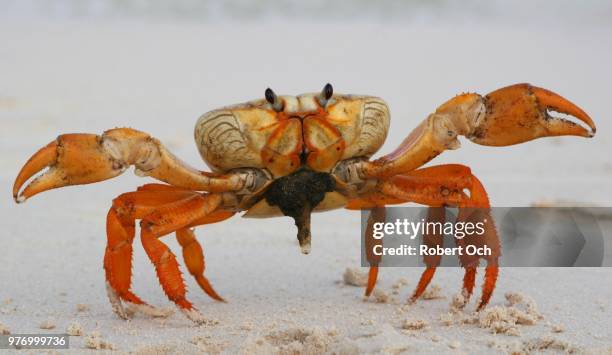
[1,17,611,353]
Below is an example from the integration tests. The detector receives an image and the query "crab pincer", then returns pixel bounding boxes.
[470,83,596,145]
[363,83,596,179]
[13,128,246,203]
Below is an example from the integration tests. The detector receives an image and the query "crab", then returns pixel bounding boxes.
[13,83,595,324]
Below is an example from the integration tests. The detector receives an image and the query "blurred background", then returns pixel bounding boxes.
[2,0,612,25]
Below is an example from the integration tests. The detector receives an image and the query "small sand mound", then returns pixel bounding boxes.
[505,292,538,311]
[0,322,10,335]
[449,292,468,312]
[39,318,56,330]
[448,340,461,349]
[478,306,536,336]
[440,291,543,337]
[478,292,542,336]
[240,321,254,331]
[240,327,355,355]
[489,336,580,354]
[66,321,83,336]
[391,278,408,290]
[422,284,444,300]
[551,323,565,333]
[76,303,90,312]
[522,336,579,353]
[84,331,115,350]
[401,319,428,331]
[371,289,391,303]
[343,267,368,287]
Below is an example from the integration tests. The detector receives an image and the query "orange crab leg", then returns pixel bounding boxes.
[411,267,437,302]
[478,265,499,310]
[105,208,145,307]
[105,185,201,318]
[350,164,500,308]
[140,193,223,324]
[13,128,247,203]
[462,266,478,300]
[410,207,445,302]
[379,164,492,209]
[364,207,385,297]
[105,184,233,322]
[366,266,379,297]
[361,83,596,179]
[176,222,233,303]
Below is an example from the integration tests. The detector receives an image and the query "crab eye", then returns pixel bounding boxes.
[318,83,334,107]
[265,88,283,112]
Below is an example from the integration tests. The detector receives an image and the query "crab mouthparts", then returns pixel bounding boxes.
[263,168,336,255]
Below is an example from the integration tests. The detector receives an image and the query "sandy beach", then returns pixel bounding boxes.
[1,5,612,353]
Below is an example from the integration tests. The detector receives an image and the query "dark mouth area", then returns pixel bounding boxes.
[263,168,336,254]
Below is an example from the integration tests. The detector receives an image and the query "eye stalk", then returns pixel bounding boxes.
[318,83,334,107]
[265,88,283,112]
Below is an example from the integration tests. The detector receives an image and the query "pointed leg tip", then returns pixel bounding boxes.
[364,266,379,297]
[208,291,226,303]
[105,282,130,320]
[195,275,226,303]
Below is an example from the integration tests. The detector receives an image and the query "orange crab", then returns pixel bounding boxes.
[13,83,595,324]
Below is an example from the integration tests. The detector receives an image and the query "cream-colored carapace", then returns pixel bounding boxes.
[13,83,596,325]
[194,91,390,177]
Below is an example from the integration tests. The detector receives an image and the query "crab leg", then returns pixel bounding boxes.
[105,184,233,322]
[383,165,500,308]
[105,185,198,319]
[412,268,437,301]
[136,183,234,302]
[361,83,596,178]
[13,128,248,203]
[106,208,152,319]
[462,266,478,301]
[176,226,232,302]
[140,193,224,324]
[364,207,385,297]
[351,164,500,308]
[410,207,445,302]
[478,265,499,310]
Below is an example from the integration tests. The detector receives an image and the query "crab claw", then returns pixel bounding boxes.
[360,83,596,179]
[469,83,596,146]
[13,133,126,203]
